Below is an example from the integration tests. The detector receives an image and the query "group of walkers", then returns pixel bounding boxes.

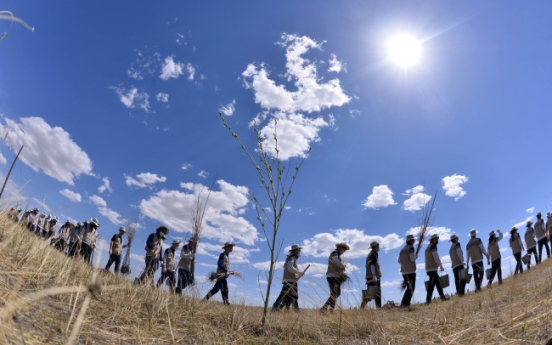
[7,206,552,311]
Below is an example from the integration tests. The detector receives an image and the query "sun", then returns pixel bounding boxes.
[387,34,422,68]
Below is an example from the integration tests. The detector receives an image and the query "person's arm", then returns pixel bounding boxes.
[518,236,525,251]
[146,233,155,250]
[286,258,301,275]
[466,244,470,266]
[181,246,194,260]
[330,252,345,270]
[432,246,444,270]
[496,230,504,242]
[408,247,416,263]
[456,246,465,265]
[479,241,489,259]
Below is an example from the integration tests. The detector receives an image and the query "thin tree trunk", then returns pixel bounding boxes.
[0,145,23,199]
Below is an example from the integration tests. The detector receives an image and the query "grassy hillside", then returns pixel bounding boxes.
[0,215,551,344]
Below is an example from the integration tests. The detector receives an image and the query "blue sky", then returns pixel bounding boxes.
[1,1,552,307]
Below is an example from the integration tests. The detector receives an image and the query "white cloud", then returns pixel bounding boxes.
[180,163,193,170]
[139,180,258,245]
[2,117,93,185]
[198,242,251,264]
[328,54,345,73]
[156,92,169,103]
[300,228,403,259]
[362,185,396,210]
[98,177,112,194]
[242,34,350,114]
[59,189,81,203]
[126,49,161,80]
[197,170,208,179]
[185,63,195,81]
[89,195,107,207]
[159,56,184,80]
[407,226,452,242]
[219,100,236,116]
[526,207,535,214]
[111,86,150,112]
[402,185,431,212]
[125,172,167,189]
[0,152,6,165]
[512,216,533,230]
[256,112,328,160]
[442,174,468,200]
[381,280,402,288]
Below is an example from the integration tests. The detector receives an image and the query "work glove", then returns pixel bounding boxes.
[372,276,378,283]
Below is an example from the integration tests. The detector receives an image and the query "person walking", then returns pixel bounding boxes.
[546,213,552,240]
[203,242,236,305]
[509,227,524,275]
[175,237,197,294]
[487,229,504,286]
[272,244,304,312]
[157,240,181,293]
[320,243,350,313]
[424,234,448,304]
[525,221,538,268]
[135,226,168,286]
[105,227,128,274]
[54,221,72,252]
[81,218,100,264]
[399,234,417,308]
[466,229,489,292]
[361,241,382,309]
[36,213,46,237]
[449,234,466,296]
[535,212,550,262]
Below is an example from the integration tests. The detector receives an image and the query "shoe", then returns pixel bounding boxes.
[319,308,327,314]
[425,301,431,305]
[440,296,449,301]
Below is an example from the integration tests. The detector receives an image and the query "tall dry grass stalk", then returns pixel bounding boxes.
[415,191,438,257]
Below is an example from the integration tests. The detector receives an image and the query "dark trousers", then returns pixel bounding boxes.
[452,266,466,296]
[538,238,550,262]
[157,271,176,292]
[426,271,444,303]
[322,277,343,310]
[54,239,68,252]
[175,268,193,294]
[273,282,299,310]
[400,273,416,307]
[67,241,80,258]
[81,243,93,264]
[205,277,229,305]
[527,247,538,267]
[472,262,484,291]
[513,252,523,274]
[105,254,122,273]
[488,258,502,284]
[137,256,158,286]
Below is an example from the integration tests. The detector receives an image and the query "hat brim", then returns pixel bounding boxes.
[222,244,236,249]
[335,243,350,250]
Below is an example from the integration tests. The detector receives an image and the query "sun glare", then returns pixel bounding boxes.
[387,34,422,68]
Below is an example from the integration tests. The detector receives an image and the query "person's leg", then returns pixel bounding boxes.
[453,266,461,295]
[321,278,338,311]
[204,278,222,300]
[472,263,482,290]
[488,260,497,284]
[220,278,229,305]
[114,255,121,274]
[426,272,436,304]
[105,255,114,270]
[272,284,287,310]
[167,271,176,293]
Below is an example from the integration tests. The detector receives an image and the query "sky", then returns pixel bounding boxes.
[1,1,552,308]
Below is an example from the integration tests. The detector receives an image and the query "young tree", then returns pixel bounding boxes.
[189,181,214,282]
[220,113,310,332]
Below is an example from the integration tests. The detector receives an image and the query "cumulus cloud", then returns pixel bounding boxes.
[89,195,123,225]
[257,112,327,160]
[185,63,195,81]
[139,180,258,245]
[362,185,396,210]
[156,92,169,103]
[98,177,112,194]
[243,34,350,113]
[219,100,236,116]
[407,226,452,242]
[127,49,161,80]
[60,189,81,203]
[402,185,431,212]
[180,163,192,170]
[111,86,150,111]
[442,174,468,200]
[241,33,351,160]
[2,116,93,185]
[197,170,208,179]
[160,56,184,80]
[125,172,167,189]
[198,242,251,264]
[300,228,403,259]
[0,152,6,165]
[526,207,535,214]
[512,216,533,230]
[328,54,345,73]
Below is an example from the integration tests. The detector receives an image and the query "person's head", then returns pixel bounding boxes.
[335,242,350,254]
[289,244,302,257]
[90,218,100,229]
[222,242,235,253]
[370,241,380,252]
[537,212,542,219]
[188,237,198,248]
[527,221,533,227]
[171,240,181,249]
[450,234,459,243]
[118,226,126,235]
[469,229,477,238]
[429,234,439,244]
[406,234,416,245]
[156,225,169,236]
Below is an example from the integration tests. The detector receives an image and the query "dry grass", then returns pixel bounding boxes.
[0,214,551,344]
